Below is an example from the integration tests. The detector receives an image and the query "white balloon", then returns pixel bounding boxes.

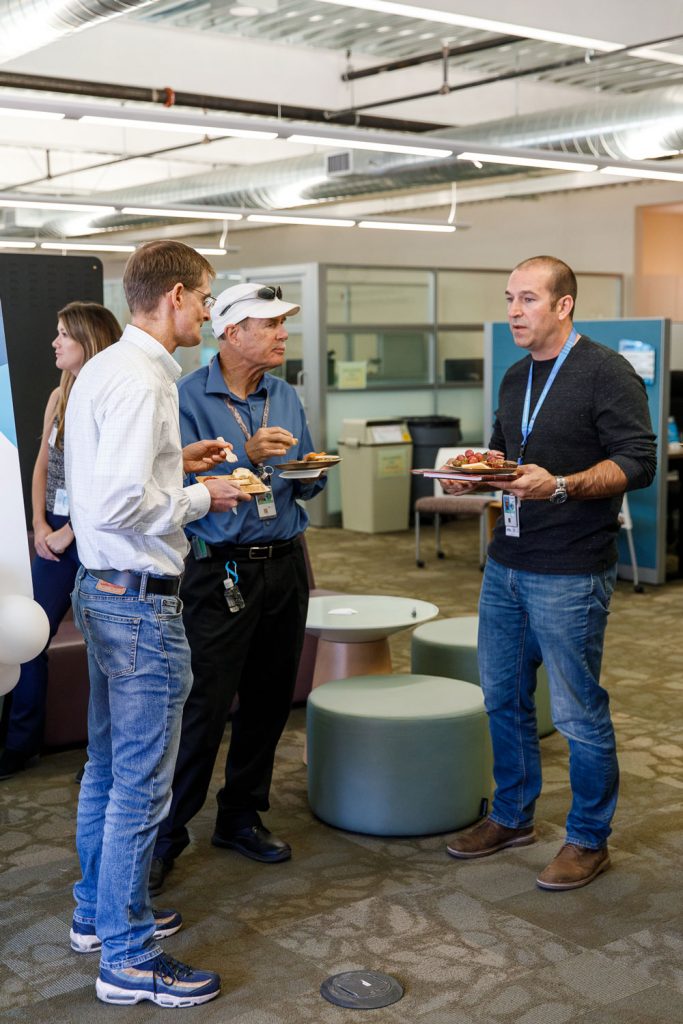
[0,594,50,665]
[0,662,20,696]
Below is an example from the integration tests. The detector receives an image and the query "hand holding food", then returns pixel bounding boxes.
[496,463,558,500]
[202,476,252,511]
[183,438,233,474]
[245,426,298,464]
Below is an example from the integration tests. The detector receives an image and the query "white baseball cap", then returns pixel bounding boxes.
[211,282,300,338]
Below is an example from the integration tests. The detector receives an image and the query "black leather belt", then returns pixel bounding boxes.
[200,537,299,561]
[87,569,181,595]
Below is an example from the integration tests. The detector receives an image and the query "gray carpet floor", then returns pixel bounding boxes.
[1,519,682,1023]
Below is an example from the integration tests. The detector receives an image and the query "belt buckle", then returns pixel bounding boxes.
[248,545,271,560]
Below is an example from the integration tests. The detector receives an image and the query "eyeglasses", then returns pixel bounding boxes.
[218,284,282,318]
[189,288,216,310]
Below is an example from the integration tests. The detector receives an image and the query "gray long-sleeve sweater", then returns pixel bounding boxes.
[488,335,657,574]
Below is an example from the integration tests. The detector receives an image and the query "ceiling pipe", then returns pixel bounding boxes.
[341,33,523,82]
[0,0,161,65]
[331,31,683,117]
[0,68,445,134]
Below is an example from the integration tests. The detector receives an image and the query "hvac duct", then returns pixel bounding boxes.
[450,85,683,161]
[0,0,161,65]
[8,84,683,239]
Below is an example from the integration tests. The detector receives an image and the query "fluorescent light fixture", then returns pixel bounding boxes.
[121,206,243,221]
[358,220,456,233]
[629,47,683,67]
[314,1,622,52]
[247,214,355,227]
[41,242,136,253]
[0,107,65,120]
[0,198,116,214]
[79,115,277,140]
[458,152,598,173]
[0,239,37,249]
[195,247,228,255]
[287,134,452,158]
[600,165,683,182]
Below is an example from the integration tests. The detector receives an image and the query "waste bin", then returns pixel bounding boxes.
[406,415,462,508]
[338,419,413,532]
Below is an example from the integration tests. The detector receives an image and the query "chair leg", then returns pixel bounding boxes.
[415,509,425,568]
[435,512,446,559]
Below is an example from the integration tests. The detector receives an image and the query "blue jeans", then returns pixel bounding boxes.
[5,512,79,755]
[71,567,192,969]
[478,556,618,849]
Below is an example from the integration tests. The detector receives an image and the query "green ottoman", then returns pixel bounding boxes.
[411,615,554,738]
[307,674,492,836]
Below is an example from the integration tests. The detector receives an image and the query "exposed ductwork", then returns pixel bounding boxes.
[30,83,683,237]
[0,0,160,65]
[453,85,683,162]
[5,84,683,240]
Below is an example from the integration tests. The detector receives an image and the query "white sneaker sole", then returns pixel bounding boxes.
[96,978,219,1007]
[71,920,182,954]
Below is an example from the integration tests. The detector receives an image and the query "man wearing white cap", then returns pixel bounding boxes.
[150,282,326,894]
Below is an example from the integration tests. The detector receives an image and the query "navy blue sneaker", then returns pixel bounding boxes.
[70,908,182,953]
[96,952,220,1007]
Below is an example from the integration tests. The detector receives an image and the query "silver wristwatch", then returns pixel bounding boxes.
[549,476,568,504]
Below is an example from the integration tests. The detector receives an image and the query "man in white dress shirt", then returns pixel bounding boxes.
[65,240,248,1008]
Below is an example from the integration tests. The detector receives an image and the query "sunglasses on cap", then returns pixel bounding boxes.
[218,284,282,318]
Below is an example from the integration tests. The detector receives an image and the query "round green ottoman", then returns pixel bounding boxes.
[411,615,554,738]
[307,674,492,836]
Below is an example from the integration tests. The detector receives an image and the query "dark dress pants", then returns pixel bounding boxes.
[153,540,309,863]
[5,512,79,755]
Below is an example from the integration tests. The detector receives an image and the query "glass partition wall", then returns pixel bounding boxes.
[107,263,622,526]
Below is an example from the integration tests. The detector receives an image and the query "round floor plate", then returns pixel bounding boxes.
[320,970,403,1009]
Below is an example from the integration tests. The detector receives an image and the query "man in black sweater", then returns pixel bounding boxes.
[445,255,656,890]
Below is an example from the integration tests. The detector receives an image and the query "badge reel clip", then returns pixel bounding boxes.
[223,560,245,613]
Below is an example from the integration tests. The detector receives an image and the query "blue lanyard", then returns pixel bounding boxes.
[519,328,577,464]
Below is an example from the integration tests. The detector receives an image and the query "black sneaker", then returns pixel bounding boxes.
[97,952,220,1007]
[0,749,30,781]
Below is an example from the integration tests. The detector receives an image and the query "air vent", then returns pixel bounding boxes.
[326,151,353,176]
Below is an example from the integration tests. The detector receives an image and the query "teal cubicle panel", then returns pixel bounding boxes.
[484,319,669,585]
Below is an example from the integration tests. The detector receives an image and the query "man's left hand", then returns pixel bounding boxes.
[498,463,556,500]
[183,439,232,475]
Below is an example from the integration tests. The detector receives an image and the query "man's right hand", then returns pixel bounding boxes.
[202,477,252,512]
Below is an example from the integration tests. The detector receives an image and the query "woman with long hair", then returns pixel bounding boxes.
[0,302,121,780]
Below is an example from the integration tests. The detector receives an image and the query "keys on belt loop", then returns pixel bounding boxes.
[223,560,246,613]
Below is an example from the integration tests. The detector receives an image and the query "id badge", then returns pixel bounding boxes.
[53,487,69,516]
[255,487,277,520]
[503,493,520,537]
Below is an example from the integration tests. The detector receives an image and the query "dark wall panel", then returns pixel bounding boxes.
[0,254,103,527]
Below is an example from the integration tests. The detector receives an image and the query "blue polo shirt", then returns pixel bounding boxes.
[179,355,326,546]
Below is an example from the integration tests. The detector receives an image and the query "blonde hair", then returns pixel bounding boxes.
[54,302,121,448]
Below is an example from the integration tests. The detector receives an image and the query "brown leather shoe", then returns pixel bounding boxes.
[536,843,610,890]
[446,817,536,859]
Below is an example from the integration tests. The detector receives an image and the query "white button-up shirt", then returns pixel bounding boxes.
[65,324,210,576]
